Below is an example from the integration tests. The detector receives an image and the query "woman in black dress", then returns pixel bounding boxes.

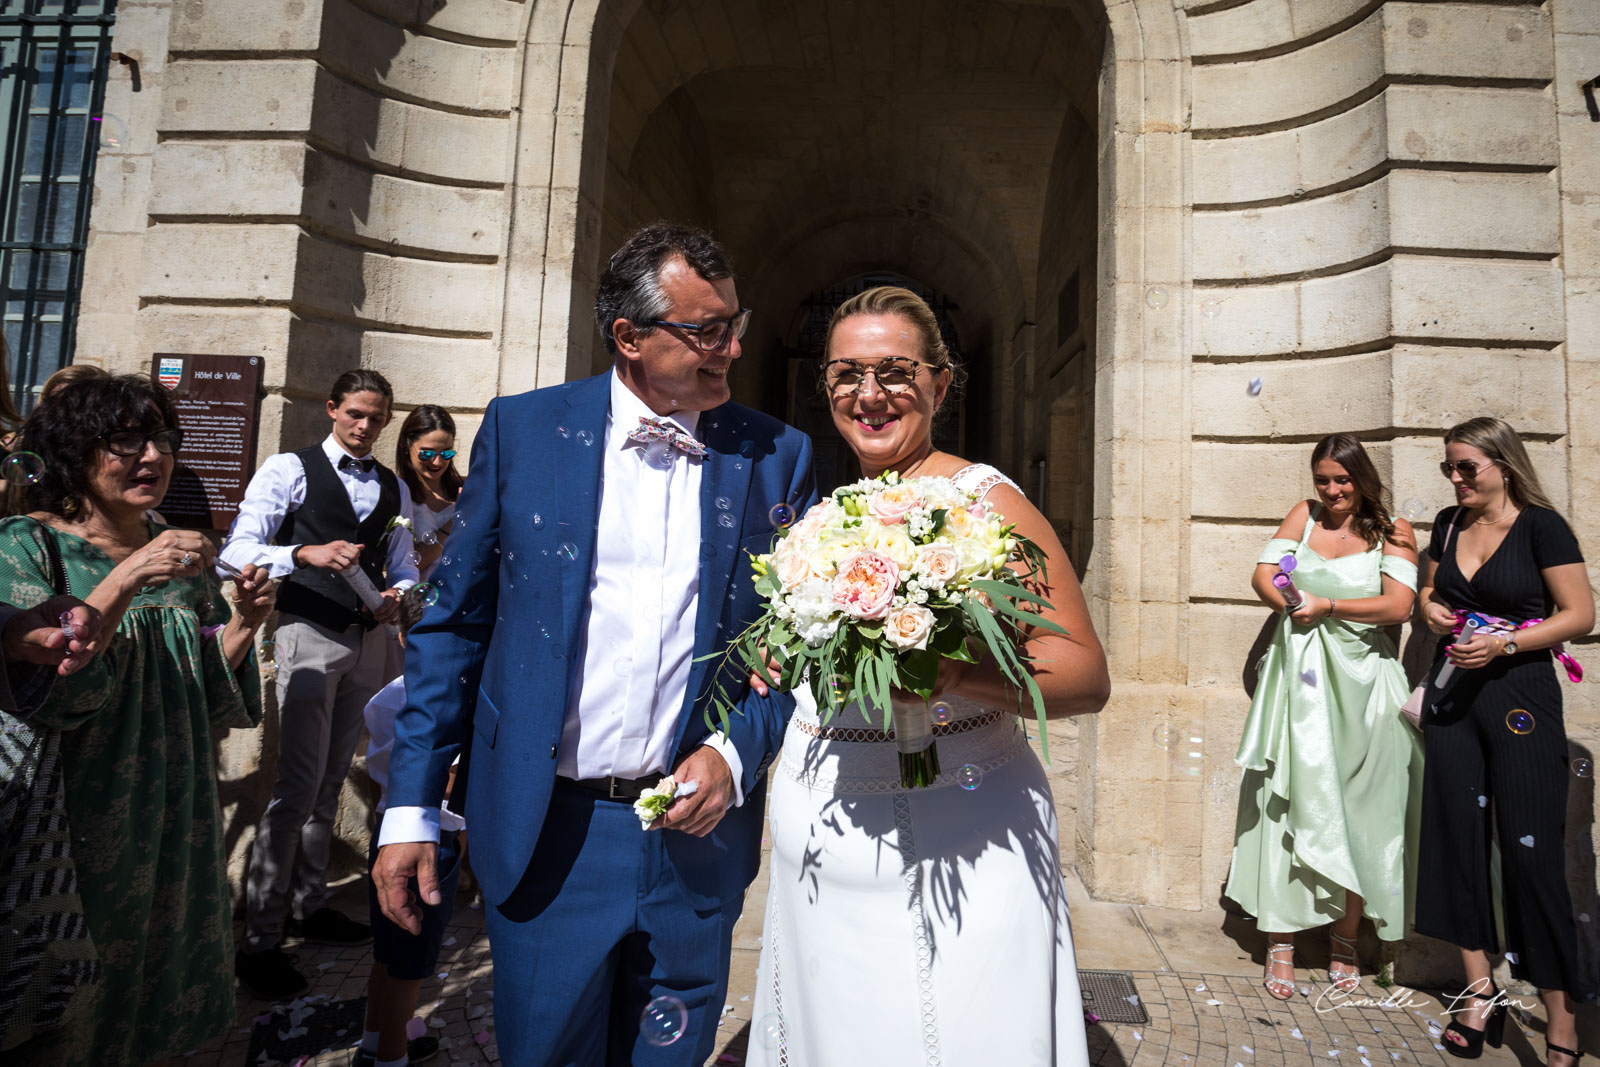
[1416,417,1593,1065]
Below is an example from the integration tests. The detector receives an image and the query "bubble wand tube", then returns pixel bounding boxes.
[1433,614,1483,688]
[339,566,401,640]
[1272,555,1304,610]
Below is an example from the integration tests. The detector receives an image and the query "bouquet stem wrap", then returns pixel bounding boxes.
[891,695,941,788]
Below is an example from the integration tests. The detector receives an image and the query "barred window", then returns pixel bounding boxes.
[0,0,116,411]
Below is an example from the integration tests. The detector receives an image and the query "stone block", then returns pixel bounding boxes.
[1385,85,1557,167]
[1297,260,1392,353]
[1186,602,1279,688]
[141,223,301,302]
[169,0,323,52]
[1387,170,1559,256]
[1188,522,1270,603]
[108,1,174,76]
[357,0,525,42]
[1191,10,1383,133]
[361,333,499,410]
[1560,113,1600,195]
[1568,279,1600,362]
[1389,256,1566,345]
[319,0,517,113]
[291,234,501,333]
[310,69,510,185]
[1192,440,1396,522]
[149,141,308,218]
[162,60,318,134]
[1191,282,1299,358]
[1191,350,1394,439]
[302,151,505,258]
[87,155,154,234]
[1391,346,1567,435]
[1186,0,1370,59]
[1554,0,1600,35]
[137,306,296,382]
[1193,181,1387,282]
[1383,2,1554,81]
[1191,126,1298,207]
[1560,192,1600,275]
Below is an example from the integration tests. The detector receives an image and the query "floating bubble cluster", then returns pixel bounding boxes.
[2,451,44,486]
[1506,709,1535,735]
[410,583,439,608]
[640,996,686,1047]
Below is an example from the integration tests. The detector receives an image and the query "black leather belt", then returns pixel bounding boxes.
[558,773,664,803]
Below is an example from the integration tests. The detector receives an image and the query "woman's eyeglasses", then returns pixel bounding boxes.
[100,428,183,457]
[416,449,457,462]
[823,358,938,397]
[1440,459,1496,479]
[645,308,752,353]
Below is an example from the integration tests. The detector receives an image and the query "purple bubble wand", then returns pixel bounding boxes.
[1272,554,1303,610]
[1434,614,1483,688]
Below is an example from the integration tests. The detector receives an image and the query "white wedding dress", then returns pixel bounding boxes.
[748,465,1089,1067]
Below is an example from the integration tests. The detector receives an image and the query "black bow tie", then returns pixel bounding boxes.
[339,455,376,474]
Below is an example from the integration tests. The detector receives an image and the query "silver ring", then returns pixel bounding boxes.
[180,552,194,567]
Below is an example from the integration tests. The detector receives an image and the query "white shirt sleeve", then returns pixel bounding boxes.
[386,481,420,590]
[377,805,441,846]
[696,732,746,809]
[221,452,306,578]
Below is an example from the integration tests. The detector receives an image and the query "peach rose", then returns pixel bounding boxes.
[915,542,961,586]
[773,547,814,589]
[941,505,981,539]
[866,484,925,525]
[831,550,900,620]
[886,603,936,651]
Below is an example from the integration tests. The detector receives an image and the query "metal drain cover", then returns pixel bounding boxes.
[1079,969,1149,1024]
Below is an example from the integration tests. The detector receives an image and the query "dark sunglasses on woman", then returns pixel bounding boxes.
[1440,459,1496,479]
[101,428,183,457]
[417,449,457,461]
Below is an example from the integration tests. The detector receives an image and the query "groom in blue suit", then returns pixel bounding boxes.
[374,223,815,1065]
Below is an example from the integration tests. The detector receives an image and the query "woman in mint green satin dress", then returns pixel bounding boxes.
[1226,433,1423,1000]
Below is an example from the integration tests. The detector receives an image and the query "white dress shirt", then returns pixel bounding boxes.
[364,677,465,832]
[377,373,743,849]
[221,434,418,589]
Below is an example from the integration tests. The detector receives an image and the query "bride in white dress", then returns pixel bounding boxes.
[747,287,1110,1067]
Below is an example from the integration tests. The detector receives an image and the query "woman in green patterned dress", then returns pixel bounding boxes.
[2,374,275,1066]
[1226,433,1423,1000]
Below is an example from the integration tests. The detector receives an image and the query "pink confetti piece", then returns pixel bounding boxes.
[405,1016,427,1040]
[475,1030,491,1046]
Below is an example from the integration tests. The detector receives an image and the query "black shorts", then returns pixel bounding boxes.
[366,831,462,981]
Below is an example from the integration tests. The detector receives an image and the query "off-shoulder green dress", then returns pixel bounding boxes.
[1225,509,1424,937]
[0,517,260,1066]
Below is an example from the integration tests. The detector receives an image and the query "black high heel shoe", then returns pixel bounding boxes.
[1547,1041,1585,1067]
[1444,987,1506,1059]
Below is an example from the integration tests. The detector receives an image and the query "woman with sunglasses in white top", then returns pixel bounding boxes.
[1416,417,1592,1066]
[395,405,463,580]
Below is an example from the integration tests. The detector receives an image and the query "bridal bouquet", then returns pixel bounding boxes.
[707,472,1065,787]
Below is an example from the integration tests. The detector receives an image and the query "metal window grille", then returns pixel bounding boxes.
[0,0,116,412]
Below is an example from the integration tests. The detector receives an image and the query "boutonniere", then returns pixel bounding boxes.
[632,777,699,829]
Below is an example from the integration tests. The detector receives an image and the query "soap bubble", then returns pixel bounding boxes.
[92,113,126,148]
[506,551,515,562]
[931,701,952,725]
[646,448,675,471]
[555,425,570,439]
[754,1013,783,1050]
[409,583,439,608]
[557,542,577,561]
[1152,724,1180,749]
[956,764,983,790]
[717,513,736,529]
[532,513,544,529]
[769,502,796,529]
[576,429,594,447]
[406,551,422,567]
[1402,499,1426,521]
[2,451,44,485]
[613,657,632,678]
[715,496,732,511]
[1200,298,1223,320]
[640,996,686,1047]
[1145,287,1170,310]
[1506,709,1535,735]
[1247,377,1264,396]
[1573,758,1593,779]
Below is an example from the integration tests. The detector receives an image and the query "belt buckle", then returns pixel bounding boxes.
[607,776,627,801]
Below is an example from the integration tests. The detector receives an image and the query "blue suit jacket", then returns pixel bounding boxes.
[387,372,816,909]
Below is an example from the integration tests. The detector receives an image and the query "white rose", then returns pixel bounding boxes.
[773,548,813,589]
[885,603,936,651]
[915,542,961,587]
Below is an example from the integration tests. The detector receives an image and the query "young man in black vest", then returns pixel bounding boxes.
[223,370,420,997]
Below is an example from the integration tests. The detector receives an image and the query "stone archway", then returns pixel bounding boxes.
[506,0,1192,900]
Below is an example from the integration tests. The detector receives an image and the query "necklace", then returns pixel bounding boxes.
[1475,508,1517,526]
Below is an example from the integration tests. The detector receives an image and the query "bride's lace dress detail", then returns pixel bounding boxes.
[748,464,1089,1067]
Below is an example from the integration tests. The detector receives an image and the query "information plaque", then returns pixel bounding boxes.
[149,353,265,530]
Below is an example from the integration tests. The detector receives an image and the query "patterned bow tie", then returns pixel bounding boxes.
[338,455,377,474]
[627,416,706,458]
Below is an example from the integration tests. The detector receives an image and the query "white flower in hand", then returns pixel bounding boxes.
[633,777,700,829]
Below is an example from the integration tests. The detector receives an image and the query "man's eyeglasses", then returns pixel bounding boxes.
[823,358,938,397]
[646,308,752,353]
[1440,459,1496,479]
[100,428,183,457]
[416,449,457,462]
